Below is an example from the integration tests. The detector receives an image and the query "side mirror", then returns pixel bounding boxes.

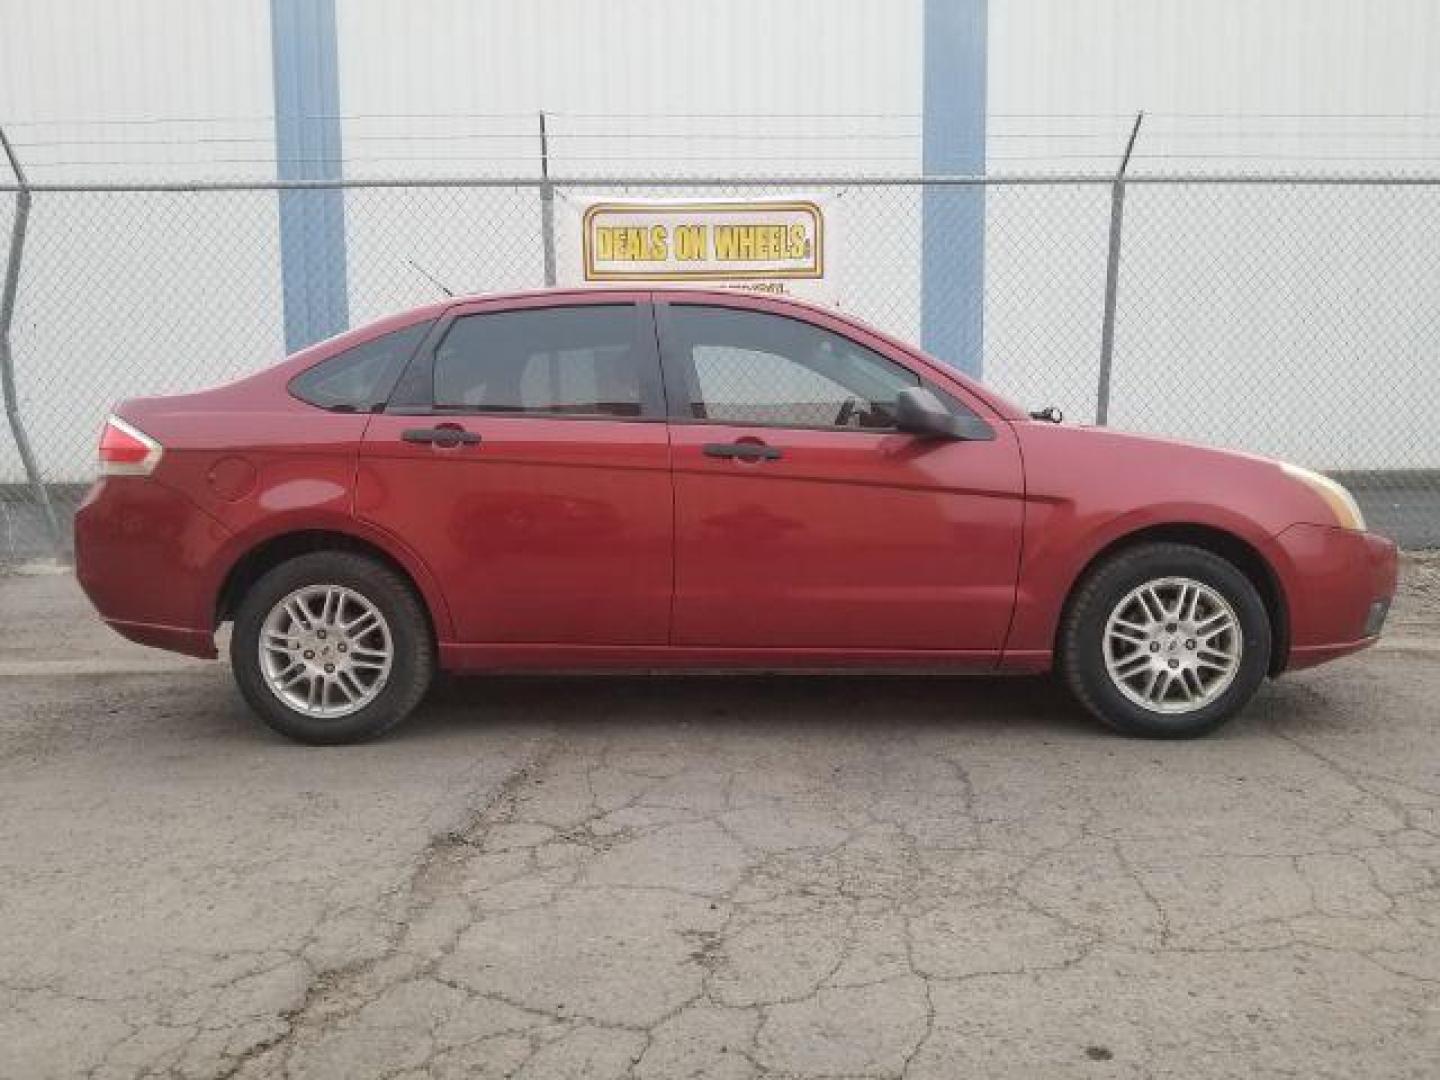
[894,387,992,441]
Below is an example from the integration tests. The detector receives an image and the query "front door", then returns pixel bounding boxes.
[657,298,1024,653]
[358,295,673,644]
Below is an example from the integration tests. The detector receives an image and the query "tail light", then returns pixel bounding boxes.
[98,415,162,477]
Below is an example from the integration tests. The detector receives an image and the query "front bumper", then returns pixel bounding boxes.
[1273,523,1398,672]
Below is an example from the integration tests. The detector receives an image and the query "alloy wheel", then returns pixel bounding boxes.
[1102,576,1243,714]
[258,584,393,719]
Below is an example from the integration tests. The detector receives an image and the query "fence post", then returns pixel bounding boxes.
[538,111,557,287]
[0,125,65,559]
[1094,111,1144,427]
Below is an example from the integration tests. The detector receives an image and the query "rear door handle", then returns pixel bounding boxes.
[703,442,782,462]
[402,427,481,447]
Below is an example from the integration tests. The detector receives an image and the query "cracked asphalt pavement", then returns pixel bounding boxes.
[2,558,1438,1079]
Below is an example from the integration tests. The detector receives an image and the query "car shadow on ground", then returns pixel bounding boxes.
[154,660,1315,748]
[400,670,1113,743]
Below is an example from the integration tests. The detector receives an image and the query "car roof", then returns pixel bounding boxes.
[433,285,904,359]
[440,285,826,312]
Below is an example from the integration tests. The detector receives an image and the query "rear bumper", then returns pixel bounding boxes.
[104,618,218,659]
[73,477,229,658]
[1273,523,1398,672]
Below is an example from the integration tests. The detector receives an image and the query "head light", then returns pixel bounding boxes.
[1280,463,1366,531]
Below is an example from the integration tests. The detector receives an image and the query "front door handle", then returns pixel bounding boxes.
[402,426,481,448]
[703,442,782,462]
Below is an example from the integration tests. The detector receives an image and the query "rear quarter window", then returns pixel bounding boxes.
[289,321,432,412]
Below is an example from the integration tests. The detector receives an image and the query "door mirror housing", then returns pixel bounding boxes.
[893,387,992,441]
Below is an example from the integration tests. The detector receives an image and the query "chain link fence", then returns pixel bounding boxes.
[2,171,1438,560]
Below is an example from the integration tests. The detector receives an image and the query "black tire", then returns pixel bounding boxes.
[230,552,435,744]
[1060,542,1272,739]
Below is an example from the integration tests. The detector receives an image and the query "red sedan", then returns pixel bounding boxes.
[75,289,1396,743]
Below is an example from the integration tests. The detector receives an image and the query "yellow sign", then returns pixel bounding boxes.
[580,199,825,283]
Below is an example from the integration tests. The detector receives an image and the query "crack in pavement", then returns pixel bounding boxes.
[211,673,1440,1079]
[4,562,1440,1079]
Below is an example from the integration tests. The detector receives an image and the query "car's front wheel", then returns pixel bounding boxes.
[1060,542,1272,738]
[230,552,434,744]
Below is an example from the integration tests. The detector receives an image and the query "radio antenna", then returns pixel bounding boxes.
[406,258,455,297]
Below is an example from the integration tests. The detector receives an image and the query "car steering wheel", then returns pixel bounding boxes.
[834,397,864,427]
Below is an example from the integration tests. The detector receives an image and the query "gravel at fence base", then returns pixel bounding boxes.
[1390,550,1440,635]
[0,566,1438,1079]
[1351,475,1440,550]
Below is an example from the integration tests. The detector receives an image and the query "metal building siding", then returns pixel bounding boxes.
[333,0,924,176]
[979,0,1440,474]
[0,0,276,182]
[330,0,930,328]
[988,0,1440,171]
[0,0,284,489]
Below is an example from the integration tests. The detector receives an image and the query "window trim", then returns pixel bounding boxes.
[383,300,667,423]
[654,299,990,438]
[288,318,436,414]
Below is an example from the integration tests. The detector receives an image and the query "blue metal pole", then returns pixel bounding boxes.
[921,0,987,376]
[271,0,348,352]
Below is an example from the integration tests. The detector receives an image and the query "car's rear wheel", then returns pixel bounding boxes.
[1060,542,1271,738]
[230,552,434,744]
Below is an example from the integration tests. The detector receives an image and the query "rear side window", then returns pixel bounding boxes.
[431,304,653,418]
[290,321,432,412]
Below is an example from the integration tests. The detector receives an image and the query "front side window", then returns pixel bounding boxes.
[666,305,921,430]
[432,305,650,418]
[289,321,432,412]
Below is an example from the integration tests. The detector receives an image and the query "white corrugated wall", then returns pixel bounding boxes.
[3,1,1440,479]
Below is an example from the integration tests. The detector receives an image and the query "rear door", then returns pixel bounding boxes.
[657,296,1024,653]
[357,293,673,644]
